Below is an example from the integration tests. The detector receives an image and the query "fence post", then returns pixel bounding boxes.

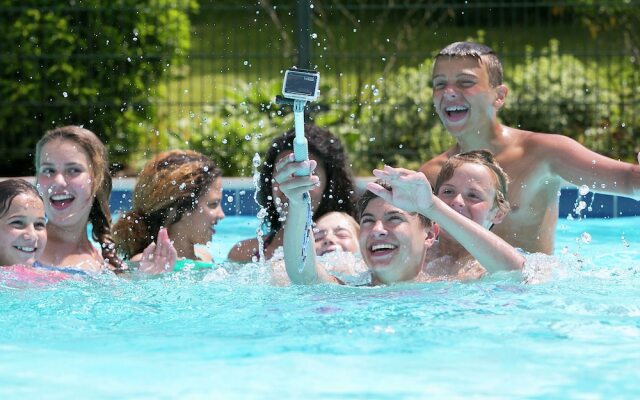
[296,0,312,69]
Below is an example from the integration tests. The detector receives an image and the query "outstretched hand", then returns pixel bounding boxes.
[273,153,320,205]
[138,227,177,274]
[366,165,435,214]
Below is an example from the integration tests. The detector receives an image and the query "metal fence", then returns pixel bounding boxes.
[1,0,638,175]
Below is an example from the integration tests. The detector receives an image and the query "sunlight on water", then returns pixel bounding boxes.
[1,216,639,399]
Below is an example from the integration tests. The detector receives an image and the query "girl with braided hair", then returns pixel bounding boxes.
[35,125,127,274]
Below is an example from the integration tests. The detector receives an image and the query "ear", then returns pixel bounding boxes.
[493,84,508,110]
[490,208,507,225]
[424,223,440,247]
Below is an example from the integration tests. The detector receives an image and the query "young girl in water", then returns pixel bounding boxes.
[113,150,224,272]
[35,126,127,274]
[0,179,70,284]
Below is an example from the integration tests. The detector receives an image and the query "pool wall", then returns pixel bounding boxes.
[111,177,640,218]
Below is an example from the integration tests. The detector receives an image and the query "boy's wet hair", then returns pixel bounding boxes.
[436,41,503,87]
[357,180,432,228]
[434,149,511,214]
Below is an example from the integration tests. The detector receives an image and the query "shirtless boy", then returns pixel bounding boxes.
[421,41,640,254]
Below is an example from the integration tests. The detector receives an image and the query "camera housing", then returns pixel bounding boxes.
[282,69,320,102]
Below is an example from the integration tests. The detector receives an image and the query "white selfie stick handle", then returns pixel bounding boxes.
[293,99,309,176]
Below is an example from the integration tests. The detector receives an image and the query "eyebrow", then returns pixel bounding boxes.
[39,161,84,167]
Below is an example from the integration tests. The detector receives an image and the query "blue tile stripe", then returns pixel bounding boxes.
[107,178,640,218]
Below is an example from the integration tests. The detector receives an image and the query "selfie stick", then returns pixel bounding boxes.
[275,69,320,272]
[275,96,309,175]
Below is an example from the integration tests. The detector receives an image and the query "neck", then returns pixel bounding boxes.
[40,223,101,269]
[456,121,506,153]
[435,235,470,271]
[174,241,197,260]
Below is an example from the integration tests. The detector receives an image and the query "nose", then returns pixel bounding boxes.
[323,232,336,246]
[52,171,67,186]
[22,224,37,240]
[370,220,387,238]
[217,208,225,221]
[449,193,465,210]
[443,85,458,99]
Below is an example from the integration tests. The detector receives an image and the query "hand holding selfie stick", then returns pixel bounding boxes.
[276,69,320,271]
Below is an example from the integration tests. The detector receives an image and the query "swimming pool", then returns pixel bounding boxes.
[1,215,639,399]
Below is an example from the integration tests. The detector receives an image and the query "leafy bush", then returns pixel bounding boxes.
[502,41,608,145]
[0,0,195,175]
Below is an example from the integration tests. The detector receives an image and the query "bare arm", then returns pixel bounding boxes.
[541,134,640,199]
[368,166,525,273]
[275,154,339,285]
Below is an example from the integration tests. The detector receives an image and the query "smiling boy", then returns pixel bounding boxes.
[421,41,640,254]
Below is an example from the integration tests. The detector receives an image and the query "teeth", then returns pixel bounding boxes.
[371,244,395,252]
[51,194,73,201]
[445,106,468,112]
[15,246,36,252]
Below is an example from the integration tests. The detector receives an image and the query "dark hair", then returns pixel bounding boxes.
[113,150,221,258]
[357,180,431,228]
[35,125,127,273]
[0,179,43,219]
[257,124,357,235]
[436,41,503,87]
[434,149,511,214]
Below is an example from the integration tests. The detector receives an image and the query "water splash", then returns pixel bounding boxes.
[252,153,267,264]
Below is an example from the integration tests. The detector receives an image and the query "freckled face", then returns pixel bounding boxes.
[436,163,502,230]
[0,194,47,266]
[36,139,94,228]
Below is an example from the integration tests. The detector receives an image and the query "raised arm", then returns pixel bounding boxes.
[274,154,338,285]
[368,166,525,273]
[541,134,640,200]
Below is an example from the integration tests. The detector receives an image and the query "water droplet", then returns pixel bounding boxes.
[62,92,68,98]
[578,185,590,196]
[311,33,317,39]
[179,183,186,190]
[580,232,592,244]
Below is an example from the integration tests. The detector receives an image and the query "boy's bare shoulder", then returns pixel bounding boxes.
[420,148,458,181]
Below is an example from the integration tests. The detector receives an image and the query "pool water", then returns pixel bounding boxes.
[1,216,639,399]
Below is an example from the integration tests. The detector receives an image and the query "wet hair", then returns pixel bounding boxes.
[434,149,511,214]
[257,124,357,235]
[35,126,127,273]
[0,179,43,219]
[436,41,503,87]
[357,180,432,228]
[113,150,221,259]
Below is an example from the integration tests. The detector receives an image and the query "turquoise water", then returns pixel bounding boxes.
[1,216,639,399]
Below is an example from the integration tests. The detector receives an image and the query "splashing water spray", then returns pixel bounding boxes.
[275,68,320,272]
[252,152,268,263]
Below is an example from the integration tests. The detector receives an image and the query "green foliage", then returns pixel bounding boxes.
[0,0,195,174]
[500,39,638,157]
[355,60,454,172]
